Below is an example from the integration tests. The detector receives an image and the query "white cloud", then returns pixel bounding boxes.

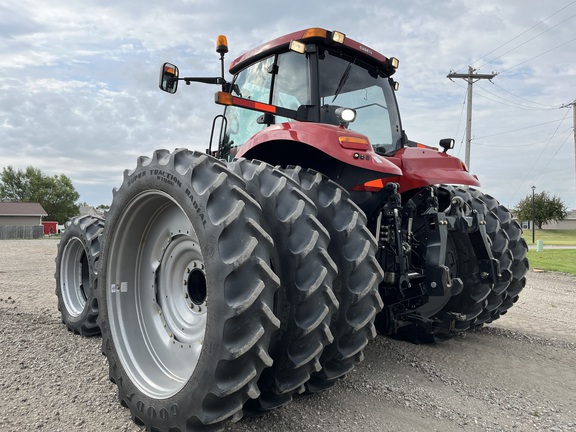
[1,0,575,209]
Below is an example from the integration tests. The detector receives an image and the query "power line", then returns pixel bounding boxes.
[450,79,557,111]
[499,37,576,74]
[488,82,559,109]
[532,129,574,184]
[508,107,572,206]
[453,92,467,159]
[473,118,569,140]
[474,85,556,111]
[474,130,573,147]
[457,1,576,72]
[477,11,576,70]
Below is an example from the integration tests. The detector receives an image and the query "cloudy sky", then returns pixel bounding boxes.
[1,0,575,210]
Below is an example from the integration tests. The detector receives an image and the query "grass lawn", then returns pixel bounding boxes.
[527,249,576,276]
[520,230,576,275]
[521,229,576,246]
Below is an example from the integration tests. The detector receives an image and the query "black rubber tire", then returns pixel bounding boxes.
[461,188,514,326]
[283,166,384,392]
[392,185,491,343]
[470,189,528,323]
[228,159,338,413]
[97,149,280,431]
[55,214,104,336]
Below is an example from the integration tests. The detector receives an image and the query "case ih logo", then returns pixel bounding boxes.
[359,45,373,55]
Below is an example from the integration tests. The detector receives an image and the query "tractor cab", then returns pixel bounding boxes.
[159,29,406,184]
[219,28,404,159]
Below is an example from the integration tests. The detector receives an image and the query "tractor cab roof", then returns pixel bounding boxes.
[229,27,396,77]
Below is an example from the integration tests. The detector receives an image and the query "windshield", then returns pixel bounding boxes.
[318,49,403,155]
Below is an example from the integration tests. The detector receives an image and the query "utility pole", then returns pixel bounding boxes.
[447,67,497,169]
[561,100,576,208]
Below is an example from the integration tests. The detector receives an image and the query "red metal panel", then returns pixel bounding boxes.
[235,122,402,177]
[385,147,480,192]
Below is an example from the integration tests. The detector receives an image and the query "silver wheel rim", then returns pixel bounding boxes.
[60,237,89,317]
[106,190,207,399]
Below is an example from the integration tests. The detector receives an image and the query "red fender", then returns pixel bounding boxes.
[384,147,480,192]
[236,122,402,179]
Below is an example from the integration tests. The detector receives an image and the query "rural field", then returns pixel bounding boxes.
[0,239,575,431]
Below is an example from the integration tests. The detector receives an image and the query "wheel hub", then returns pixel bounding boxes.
[155,234,207,347]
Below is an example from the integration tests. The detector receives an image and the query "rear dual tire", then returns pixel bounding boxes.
[284,167,384,391]
[229,159,338,413]
[392,185,527,343]
[391,185,491,343]
[55,215,104,336]
[98,150,280,431]
[466,188,528,324]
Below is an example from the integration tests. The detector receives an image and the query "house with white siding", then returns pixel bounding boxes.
[0,202,47,239]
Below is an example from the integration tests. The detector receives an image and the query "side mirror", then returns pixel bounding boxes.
[439,138,455,153]
[159,63,179,94]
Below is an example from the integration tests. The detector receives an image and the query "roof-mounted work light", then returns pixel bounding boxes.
[332,31,346,44]
[289,40,306,54]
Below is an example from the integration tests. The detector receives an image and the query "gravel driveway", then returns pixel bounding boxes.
[0,239,574,431]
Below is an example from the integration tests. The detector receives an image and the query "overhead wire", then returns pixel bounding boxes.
[449,79,555,111]
[474,128,573,147]
[507,107,573,206]
[532,129,574,184]
[474,118,569,140]
[499,37,576,74]
[447,81,567,158]
[474,85,556,111]
[476,10,576,70]
[455,0,576,72]
[488,82,559,109]
[453,92,468,158]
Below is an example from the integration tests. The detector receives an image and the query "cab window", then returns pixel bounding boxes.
[223,56,274,151]
[222,51,310,151]
[272,51,310,122]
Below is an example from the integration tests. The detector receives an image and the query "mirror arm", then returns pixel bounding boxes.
[181,77,228,86]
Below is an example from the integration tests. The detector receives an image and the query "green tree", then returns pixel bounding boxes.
[0,166,80,223]
[515,190,568,229]
[0,166,28,201]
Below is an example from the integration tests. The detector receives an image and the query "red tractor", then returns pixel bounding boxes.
[55,28,528,431]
